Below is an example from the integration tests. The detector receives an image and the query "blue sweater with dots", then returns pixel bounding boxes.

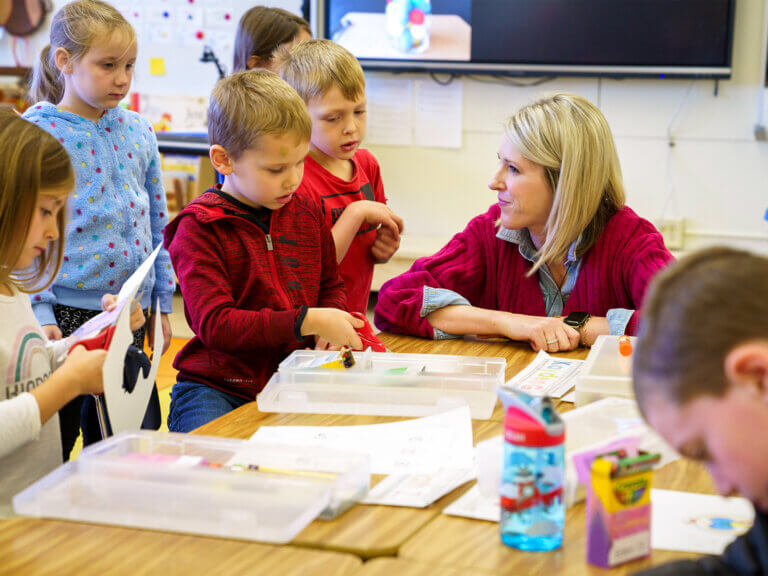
[23,103,175,326]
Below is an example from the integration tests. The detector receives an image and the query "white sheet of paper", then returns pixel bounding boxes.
[118,244,162,304]
[68,244,161,344]
[363,468,474,508]
[413,79,463,149]
[561,390,576,403]
[443,485,500,522]
[651,490,754,554]
[366,75,413,147]
[503,350,583,398]
[249,406,474,475]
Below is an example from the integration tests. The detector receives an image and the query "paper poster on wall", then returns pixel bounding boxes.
[413,78,463,149]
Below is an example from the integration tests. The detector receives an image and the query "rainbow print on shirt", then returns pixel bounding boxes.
[5,326,51,399]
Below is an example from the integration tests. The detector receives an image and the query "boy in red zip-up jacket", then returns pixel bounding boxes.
[164,70,363,432]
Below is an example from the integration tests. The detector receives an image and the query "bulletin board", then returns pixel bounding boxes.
[106,0,304,129]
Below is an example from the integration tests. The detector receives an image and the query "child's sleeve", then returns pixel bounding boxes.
[368,154,387,204]
[315,208,348,310]
[30,287,58,328]
[374,213,491,338]
[144,124,175,314]
[168,217,304,351]
[0,394,42,459]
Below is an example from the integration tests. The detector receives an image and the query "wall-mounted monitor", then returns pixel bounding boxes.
[324,0,736,79]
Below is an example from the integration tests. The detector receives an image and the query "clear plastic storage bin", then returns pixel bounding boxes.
[257,350,506,419]
[575,335,635,406]
[13,431,370,543]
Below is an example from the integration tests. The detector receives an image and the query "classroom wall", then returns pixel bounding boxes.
[365,0,768,258]
[3,1,767,258]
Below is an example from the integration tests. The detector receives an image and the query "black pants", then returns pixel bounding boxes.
[53,304,161,461]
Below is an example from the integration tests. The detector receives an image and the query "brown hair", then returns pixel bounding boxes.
[277,39,365,103]
[233,6,311,73]
[504,93,626,275]
[30,0,135,104]
[208,69,312,160]
[0,111,73,292]
[633,247,768,410]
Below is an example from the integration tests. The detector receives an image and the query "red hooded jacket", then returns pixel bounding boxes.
[164,188,347,400]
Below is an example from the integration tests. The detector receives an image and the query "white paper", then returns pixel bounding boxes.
[444,485,500,522]
[363,468,474,508]
[561,390,576,403]
[651,490,754,554]
[249,406,474,475]
[68,244,161,344]
[413,79,463,149]
[503,350,583,398]
[365,75,413,147]
[118,244,162,304]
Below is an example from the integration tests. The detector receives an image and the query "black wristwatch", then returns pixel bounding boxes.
[563,311,591,330]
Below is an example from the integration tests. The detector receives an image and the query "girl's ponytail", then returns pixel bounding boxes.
[30,44,65,104]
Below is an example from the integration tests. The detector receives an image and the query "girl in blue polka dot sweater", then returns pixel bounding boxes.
[23,0,174,458]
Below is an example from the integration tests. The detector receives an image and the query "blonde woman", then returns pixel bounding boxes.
[375,93,673,352]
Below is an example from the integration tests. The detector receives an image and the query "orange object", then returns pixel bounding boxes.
[618,335,633,357]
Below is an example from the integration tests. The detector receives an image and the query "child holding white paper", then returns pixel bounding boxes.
[24,0,175,458]
[0,111,144,517]
[632,248,768,575]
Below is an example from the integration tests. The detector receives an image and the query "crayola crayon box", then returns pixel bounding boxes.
[586,450,659,568]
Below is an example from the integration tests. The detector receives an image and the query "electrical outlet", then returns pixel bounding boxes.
[658,219,685,250]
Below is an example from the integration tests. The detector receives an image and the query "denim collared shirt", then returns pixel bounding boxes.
[420,227,633,339]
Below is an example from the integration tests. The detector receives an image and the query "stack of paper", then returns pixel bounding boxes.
[249,407,475,507]
[503,350,583,400]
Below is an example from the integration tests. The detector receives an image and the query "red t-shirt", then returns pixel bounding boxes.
[296,149,387,314]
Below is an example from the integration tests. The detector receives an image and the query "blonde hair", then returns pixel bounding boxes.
[208,70,312,159]
[30,0,135,104]
[233,6,311,72]
[277,39,365,103]
[504,92,625,275]
[0,111,73,292]
[633,248,768,409]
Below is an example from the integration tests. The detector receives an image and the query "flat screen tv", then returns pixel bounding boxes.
[324,0,736,78]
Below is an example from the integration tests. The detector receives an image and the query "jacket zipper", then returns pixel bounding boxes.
[264,231,293,311]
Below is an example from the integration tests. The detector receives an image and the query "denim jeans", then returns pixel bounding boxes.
[168,380,249,433]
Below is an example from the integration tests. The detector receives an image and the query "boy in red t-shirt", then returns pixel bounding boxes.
[164,71,364,432]
[279,40,404,316]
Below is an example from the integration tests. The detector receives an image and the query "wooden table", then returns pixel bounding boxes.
[191,334,550,559]
[0,333,715,574]
[353,557,489,576]
[0,517,361,576]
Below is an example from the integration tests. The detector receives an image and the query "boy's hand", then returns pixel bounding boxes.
[371,226,401,263]
[314,337,341,351]
[352,201,404,237]
[148,312,173,355]
[62,345,108,396]
[42,324,63,341]
[301,308,364,349]
[101,294,146,332]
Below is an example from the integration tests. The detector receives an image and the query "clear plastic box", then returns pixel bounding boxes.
[575,335,635,406]
[257,350,505,420]
[474,397,676,508]
[13,431,370,543]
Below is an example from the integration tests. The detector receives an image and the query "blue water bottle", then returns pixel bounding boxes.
[500,397,565,551]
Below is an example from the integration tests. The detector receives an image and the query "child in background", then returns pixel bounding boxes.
[24,0,174,459]
[233,6,311,73]
[279,39,404,317]
[0,111,143,517]
[632,247,768,575]
[164,70,363,433]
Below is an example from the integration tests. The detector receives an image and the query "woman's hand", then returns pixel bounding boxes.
[501,313,581,353]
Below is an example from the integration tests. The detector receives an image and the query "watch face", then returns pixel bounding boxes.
[565,311,590,327]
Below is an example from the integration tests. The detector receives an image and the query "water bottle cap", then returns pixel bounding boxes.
[504,406,564,447]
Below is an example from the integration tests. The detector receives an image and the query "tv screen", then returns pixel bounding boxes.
[324,0,735,78]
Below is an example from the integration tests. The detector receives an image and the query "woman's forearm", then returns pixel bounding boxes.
[427,305,509,337]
